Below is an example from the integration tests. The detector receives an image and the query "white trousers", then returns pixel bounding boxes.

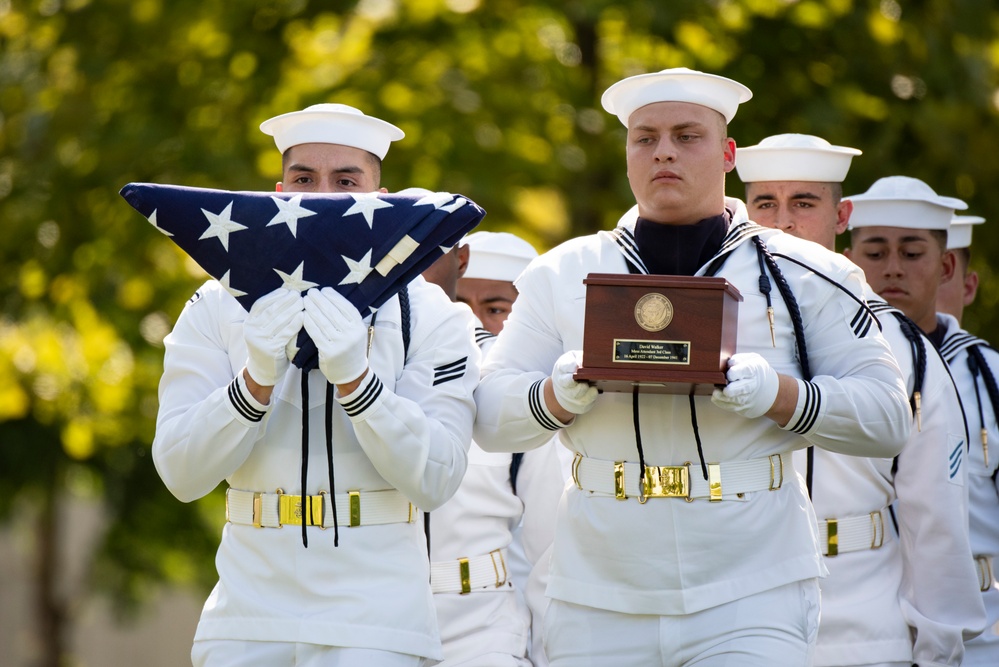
[192,640,425,667]
[544,578,820,667]
[964,621,999,666]
[433,588,531,667]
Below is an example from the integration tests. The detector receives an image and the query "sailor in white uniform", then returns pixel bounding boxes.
[740,135,986,667]
[423,231,537,667]
[456,231,574,667]
[933,213,999,664]
[153,104,480,667]
[473,68,912,666]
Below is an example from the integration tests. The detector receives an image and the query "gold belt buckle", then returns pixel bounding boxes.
[641,464,690,501]
[826,518,839,556]
[349,490,361,527]
[459,557,471,595]
[252,491,263,528]
[707,463,723,502]
[614,461,627,500]
[278,493,324,527]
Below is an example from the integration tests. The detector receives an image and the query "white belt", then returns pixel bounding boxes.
[975,555,994,592]
[816,508,889,556]
[226,488,415,529]
[430,549,509,594]
[571,452,789,502]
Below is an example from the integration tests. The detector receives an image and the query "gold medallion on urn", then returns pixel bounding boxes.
[634,293,673,332]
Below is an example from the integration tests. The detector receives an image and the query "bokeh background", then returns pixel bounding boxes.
[2,1,998,665]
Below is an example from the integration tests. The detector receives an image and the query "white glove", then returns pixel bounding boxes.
[302,287,369,386]
[711,352,781,419]
[244,287,305,386]
[551,350,598,415]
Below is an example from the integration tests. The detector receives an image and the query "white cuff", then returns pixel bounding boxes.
[337,371,385,421]
[783,379,821,435]
[528,379,570,431]
[225,372,269,426]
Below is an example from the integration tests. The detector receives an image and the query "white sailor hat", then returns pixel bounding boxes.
[846,176,967,231]
[462,231,538,282]
[260,103,405,159]
[735,134,861,184]
[947,214,986,250]
[601,67,753,126]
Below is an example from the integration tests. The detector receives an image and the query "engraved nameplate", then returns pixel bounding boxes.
[613,339,690,364]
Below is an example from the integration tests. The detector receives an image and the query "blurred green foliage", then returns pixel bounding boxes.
[1,0,997,640]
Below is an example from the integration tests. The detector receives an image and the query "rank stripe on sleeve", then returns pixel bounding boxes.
[433,357,468,386]
[950,440,964,479]
[850,305,875,338]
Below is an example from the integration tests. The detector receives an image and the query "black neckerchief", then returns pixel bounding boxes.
[634,212,728,276]
[924,320,947,350]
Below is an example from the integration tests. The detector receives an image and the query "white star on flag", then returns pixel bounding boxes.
[440,197,468,213]
[267,194,317,237]
[339,249,374,286]
[199,201,247,251]
[413,192,455,209]
[275,261,319,292]
[219,270,247,298]
[343,192,394,229]
[147,210,173,236]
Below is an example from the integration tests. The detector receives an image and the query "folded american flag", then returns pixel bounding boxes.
[120,183,485,369]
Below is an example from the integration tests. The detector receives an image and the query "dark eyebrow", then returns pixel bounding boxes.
[859,235,930,245]
[286,164,365,175]
[751,193,777,205]
[481,296,515,305]
[631,121,707,134]
[751,191,823,206]
[670,121,705,132]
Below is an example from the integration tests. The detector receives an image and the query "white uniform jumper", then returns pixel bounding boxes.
[430,325,531,667]
[474,199,911,621]
[797,296,983,667]
[938,312,999,665]
[153,277,479,661]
